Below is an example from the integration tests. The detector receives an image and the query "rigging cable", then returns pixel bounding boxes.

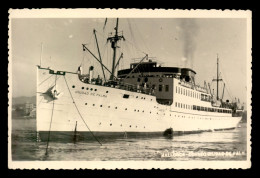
[132,19,152,56]
[219,62,234,100]
[63,75,102,146]
[38,74,54,87]
[44,74,58,157]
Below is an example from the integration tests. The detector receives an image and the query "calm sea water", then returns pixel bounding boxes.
[11,117,247,161]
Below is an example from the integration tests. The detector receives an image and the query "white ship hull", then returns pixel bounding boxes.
[36,67,242,141]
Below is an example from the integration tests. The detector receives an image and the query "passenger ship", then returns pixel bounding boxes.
[36,18,243,142]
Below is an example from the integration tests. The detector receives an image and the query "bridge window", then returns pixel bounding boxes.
[165,85,169,92]
[159,85,162,92]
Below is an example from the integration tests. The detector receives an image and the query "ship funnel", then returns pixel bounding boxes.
[89,66,94,82]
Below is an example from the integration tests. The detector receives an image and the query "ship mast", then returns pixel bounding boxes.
[217,55,219,100]
[212,54,223,100]
[107,18,125,80]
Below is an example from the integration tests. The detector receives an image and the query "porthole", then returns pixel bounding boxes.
[129,125,132,127]
[125,108,127,110]
[94,89,97,91]
[100,105,102,107]
[110,123,112,126]
[136,96,138,98]
[115,107,117,109]
[93,104,95,106]
[106,91,108,93]
[86,87,89,90]
[85,103,87,105]
[141,97,143,99]
[72,85,75,88]
[137,110,139,112]
[90,88,93,91]
[82,87,84,89]
[108,106,110,108]
[142,110,144,112]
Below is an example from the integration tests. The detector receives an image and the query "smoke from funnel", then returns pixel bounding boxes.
[179,19,199,69]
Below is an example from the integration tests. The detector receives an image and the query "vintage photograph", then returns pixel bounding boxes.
[8,9,251,169]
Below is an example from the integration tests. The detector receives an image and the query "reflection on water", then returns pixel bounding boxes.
[11,118,247,161]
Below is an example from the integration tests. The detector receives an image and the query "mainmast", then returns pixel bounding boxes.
[212,54,223,100]
[107,18,125,80]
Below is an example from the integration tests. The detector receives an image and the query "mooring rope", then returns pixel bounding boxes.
[63,75,102,146]
[45,74,58,156]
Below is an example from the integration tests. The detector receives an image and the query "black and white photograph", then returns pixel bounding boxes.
[8,9,251,169]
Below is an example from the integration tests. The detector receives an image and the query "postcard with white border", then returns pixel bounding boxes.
[8,9,251,169]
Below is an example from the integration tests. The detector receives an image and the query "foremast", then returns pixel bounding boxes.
[107,18,125,80]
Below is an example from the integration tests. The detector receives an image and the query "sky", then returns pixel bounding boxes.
[10,18,249,104]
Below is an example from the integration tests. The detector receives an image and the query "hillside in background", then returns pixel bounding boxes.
[12,96,36,106]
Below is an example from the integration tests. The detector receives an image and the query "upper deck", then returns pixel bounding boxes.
[118,60,196,83]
